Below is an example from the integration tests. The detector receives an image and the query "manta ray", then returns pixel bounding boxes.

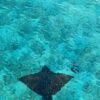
[19,65,73,100]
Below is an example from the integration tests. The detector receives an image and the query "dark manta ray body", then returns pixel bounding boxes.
[19,66,73,100]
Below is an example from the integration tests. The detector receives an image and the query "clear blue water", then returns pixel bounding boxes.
[0,0,100,100]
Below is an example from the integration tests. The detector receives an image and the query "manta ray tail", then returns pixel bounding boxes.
[42,95,52,100]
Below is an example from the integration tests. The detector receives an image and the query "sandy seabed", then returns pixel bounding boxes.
[0,0,100,100]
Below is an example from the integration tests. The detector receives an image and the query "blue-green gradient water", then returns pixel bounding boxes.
[0,0,100,100]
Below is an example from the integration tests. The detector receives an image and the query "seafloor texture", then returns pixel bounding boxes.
[0,0,100,100]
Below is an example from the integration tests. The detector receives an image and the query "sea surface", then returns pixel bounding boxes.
[0,0,100,100]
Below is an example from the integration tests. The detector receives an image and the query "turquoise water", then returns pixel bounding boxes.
[0,0,100,100]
